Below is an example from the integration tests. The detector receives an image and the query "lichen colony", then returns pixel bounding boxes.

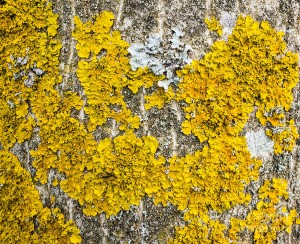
[0,0,299,243]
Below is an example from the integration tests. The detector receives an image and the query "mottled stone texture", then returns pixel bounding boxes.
[23,0,300,243]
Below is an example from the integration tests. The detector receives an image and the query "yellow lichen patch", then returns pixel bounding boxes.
[177,15,298,145]
[1,1,299,242]
[0,0,60,149]
[256,108,298,154]
[31,111,98,184]
[29,87,98,184]
[0,150,81,244]
[256,109,286,127]
[0,1,82,242]
[144,87,174,110]
[0,99,35,149]
[73,12,161,132]
[0,0,62,149]
[205,16,223,36]
[162,136,261,219]
[159,15,299,241]
[169,217,229,244]
[61,132,168,216]
[24,14,99,184]
[65,11,169,217]
[229,179,298,243]
[266,119,298,154]
[0,0,98,190]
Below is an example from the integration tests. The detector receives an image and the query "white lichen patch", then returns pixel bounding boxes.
[170,27,184,49]
[128,34,164,72]
[220,11,237,38]
[128,27,192,90]
[24,67,44,87]
[245,128,274,161]
[9,54,44,87]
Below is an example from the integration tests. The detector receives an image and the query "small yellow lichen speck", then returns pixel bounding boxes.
[144,87,174,110]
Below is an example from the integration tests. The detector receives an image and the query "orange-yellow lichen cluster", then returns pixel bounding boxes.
[58,11,168,217]
[166,15,299,242]
[0,0,59,149]
[0,151,81,244]
[169,218,229,244]
[229,179,298,243]
[73,12,162,131]
[204,16,223,36]
[178,16,298,146]
[1,0,299,242]
[0,0,81,243]
[144,87,174,110]
[169,178,297,243]
[62,132,168,216]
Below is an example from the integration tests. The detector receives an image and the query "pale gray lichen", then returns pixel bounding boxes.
[7,100,15,108]
[33,68,44,76]
[16,56,28,66]
[245,128,274,161]
[128,34,163,72]
[24,68,44,87]
[120,17,133,31]
[128,27,192,90]
[146,33,162,54]
[24,71,35,87]
[220,11,237,39]
[170,27,184,49]
[9,54,44,87]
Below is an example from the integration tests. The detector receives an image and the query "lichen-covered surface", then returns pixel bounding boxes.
[2,0,300,243]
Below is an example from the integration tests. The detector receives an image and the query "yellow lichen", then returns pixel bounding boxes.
[229,179,298,243]
[144,87,174,110]
[73,12,162,132]
[1,1,299,242]
[163,137,260,217]
[205,16,223,36]
[0,0,60,148]
[169,218,229,244]
[0,1,81,242]
[162,15,299,242]
[30,90,96,184]
[61,132,168,216]
[177,16,298,145]
[266,119,298,154]
[53,11,168,217]
[0,150,81,244]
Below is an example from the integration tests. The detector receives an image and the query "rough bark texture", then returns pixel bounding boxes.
[12,0,300,243]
